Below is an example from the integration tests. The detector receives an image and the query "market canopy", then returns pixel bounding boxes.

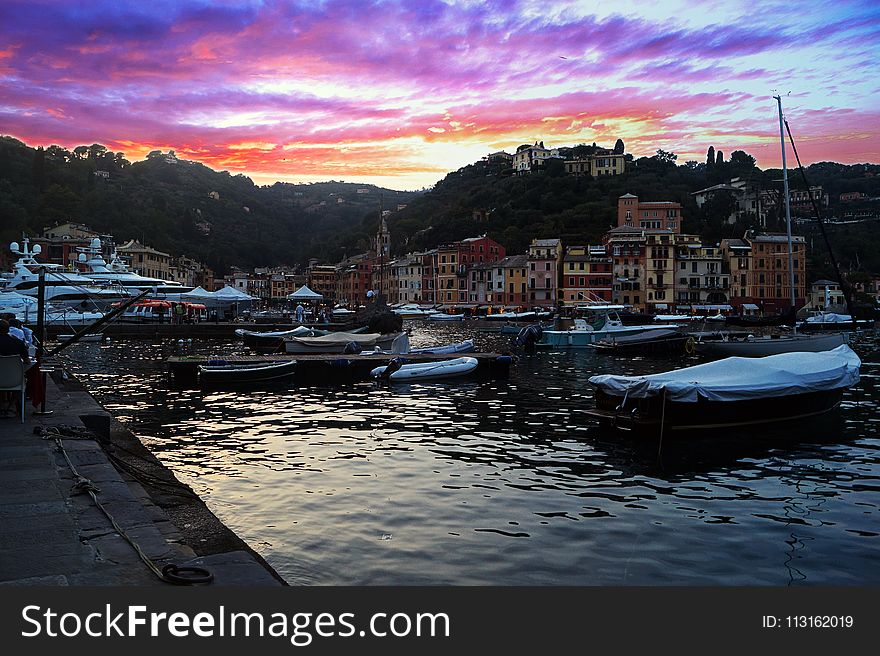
[180,286,215,300]
[213,285,257,301]
[288,285,323,301]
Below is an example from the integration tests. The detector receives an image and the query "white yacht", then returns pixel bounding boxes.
[76,239,194,300]
[6,239,128,309]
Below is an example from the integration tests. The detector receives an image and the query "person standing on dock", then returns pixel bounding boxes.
[295,303,305,324]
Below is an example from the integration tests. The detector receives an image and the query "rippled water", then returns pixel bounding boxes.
[61,324,880,585]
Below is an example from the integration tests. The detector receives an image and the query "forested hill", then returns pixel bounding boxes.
[2,135,879,277]
[0,136,420,272]
[385,151,880,278]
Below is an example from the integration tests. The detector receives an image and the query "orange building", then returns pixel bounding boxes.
[617,193,682,233]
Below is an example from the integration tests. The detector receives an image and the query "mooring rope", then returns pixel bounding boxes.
[36,425,213,585]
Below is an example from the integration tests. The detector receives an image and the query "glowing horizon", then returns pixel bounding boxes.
[1,0,878,190]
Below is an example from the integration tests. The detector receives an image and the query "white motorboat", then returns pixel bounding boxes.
[537,307,680,349]
[370,356,478,381]
[76,239,194,300]
[694,331,848,358]
[0,291,105,326]
[393,304,438,319]
[6,239,128,309]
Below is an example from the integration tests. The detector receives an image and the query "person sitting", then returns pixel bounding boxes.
[0,319,30,417]
[7,318,31,344]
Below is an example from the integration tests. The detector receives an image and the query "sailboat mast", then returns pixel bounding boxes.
[774,95,797,311]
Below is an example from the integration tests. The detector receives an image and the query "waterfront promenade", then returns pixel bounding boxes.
[0,372,282,586]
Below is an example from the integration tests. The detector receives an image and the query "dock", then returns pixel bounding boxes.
[0,371,283,586]
[167,352,514,386]
[46,321,361,339]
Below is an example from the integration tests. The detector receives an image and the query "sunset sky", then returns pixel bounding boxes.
[1,0,878,189]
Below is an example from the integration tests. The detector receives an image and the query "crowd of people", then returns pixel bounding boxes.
[293,303,334,325]
[0,313,35,418]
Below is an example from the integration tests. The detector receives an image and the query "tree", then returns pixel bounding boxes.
[32,146,46,190]
[706,146,715,168]
[654,149,677,165]
[716,150,724,164]
[613,138,625,154]
[541,157,565,177]
[88,144,108,159]
[729,150,757,178]
[146,150,163,159]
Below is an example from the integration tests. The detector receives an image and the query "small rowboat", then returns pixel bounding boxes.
[370,356,478,381]
[198,359,297,383]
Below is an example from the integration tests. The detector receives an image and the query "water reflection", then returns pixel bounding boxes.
[60,323,880,585]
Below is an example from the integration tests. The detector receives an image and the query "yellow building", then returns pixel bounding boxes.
[116,239,171,279]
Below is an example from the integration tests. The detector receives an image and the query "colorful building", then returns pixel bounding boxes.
[617,193,682,233]
[560,245,613,304]
[527,238,562,307]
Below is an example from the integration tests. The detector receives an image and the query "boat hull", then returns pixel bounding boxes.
[537,325,680,349]
[199,360,297,383]
[587,387,846,434]
[695,332,847,357]
[409,340,475,354]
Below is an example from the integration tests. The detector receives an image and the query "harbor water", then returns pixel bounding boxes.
[61,323,880,585]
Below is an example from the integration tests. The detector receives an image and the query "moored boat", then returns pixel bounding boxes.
[537,307,680,349]
[393,304,438,319]
[408,339,475,354]
[586,345,860,433]
[236,326,328,350]
[283,331,406,354]
[799,312,872,331]
[694,331,848,358]
[370,356,479,381]
[198,359,297,384]
[591,328,689,354]
[426,312,465,321]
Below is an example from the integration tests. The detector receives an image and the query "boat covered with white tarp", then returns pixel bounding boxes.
[586,345,861,432]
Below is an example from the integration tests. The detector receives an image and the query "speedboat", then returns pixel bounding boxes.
[586,344,860,433]
[537,307,680,349]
